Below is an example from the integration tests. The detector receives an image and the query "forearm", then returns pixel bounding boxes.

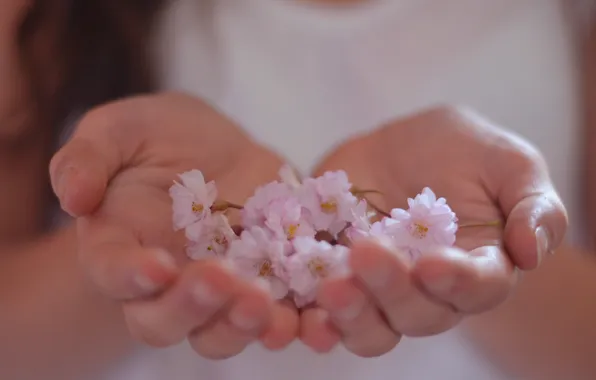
[463,246,596,380]
[0,226,136,380]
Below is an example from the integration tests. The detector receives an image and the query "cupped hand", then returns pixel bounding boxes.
[49,93,298,359]
[300,106,568,357]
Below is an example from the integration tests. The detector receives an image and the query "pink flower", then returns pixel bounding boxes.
[264,197,316,241]
[286,237,350,307]
[242,181,294,228]
[185,214,237,259]
[345,200,377,242]
[278,164,302,189]
[169,170,217,230]
[299,170,358,236]
[348,219,395,243]
[387,187,458,252]
[227,227,289,299]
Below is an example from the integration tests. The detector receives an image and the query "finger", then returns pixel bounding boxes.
[78,218,178,299]
[351,239,460,337]
[413,246,517,313]
[123,260,245,348]
[189,283,273,360]
[503,192,567,269]
[318,277,400,357]
[487,142,568,270]
[49,104,143,216]
[299,308,341,353]
[260,300,300,351]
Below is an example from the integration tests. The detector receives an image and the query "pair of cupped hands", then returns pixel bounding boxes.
[50,93,567,359]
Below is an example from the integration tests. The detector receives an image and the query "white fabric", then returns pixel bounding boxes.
[106,0,581,379]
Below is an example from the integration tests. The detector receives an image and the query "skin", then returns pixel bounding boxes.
[301,106,567,356]
[51,93,299,357]
[0,0,595,379]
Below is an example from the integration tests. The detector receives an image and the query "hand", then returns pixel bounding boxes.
[300,106,568,357]
[50,93,298,359]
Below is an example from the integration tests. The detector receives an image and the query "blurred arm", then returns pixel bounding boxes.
[466,14,596,380]
[0,227,135,380]
[464,247,596,380]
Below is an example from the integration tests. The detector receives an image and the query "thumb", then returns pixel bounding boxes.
[49,101,146,217]
[487,143,568,270]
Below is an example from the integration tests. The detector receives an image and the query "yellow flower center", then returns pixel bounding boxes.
[206,245,213,251]
[286,224,299,239]
[308,258,328,277]
[192,202,204,213]
[214,235,228,247]
[258,260,273,277]
[411,223,429,239]
[320,200,338,214]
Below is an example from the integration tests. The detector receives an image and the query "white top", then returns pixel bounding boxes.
[105,0,581,379]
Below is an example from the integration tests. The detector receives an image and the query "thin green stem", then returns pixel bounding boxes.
[351,188,384,196]
[365,198,391,218]
[225,202,244,210]
[211,200,244,212]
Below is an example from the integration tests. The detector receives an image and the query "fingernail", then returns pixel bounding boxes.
[134,272,162,293]
[192,281,225,307]
[535,226,552,264]
[56,165,76,201]
[255,277,272,290]
[334,296,366,322]
[151,249,177,272]
[359,266,391,289]
[373,236,396,251]
[229,308,260,332]
[423,274,455,295]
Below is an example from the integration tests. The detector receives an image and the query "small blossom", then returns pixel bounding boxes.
[185,214,237,259]
[278,164,302,189]
[344,200,377,242]
[388,187,458,252]
[299,171,358,235]
[242,181,294,228]
[286,237,350,307]
[170,170,217,230]
[264,197,316,241]
[227,227,289,299]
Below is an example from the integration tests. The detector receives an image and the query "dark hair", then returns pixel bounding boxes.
[17,0,166,143]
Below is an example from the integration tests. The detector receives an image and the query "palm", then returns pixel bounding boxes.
[315,108,514,252]
[54,93,299,356]
[73,93,286,265]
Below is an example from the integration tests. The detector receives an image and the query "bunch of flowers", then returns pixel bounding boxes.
[169,166,458,307]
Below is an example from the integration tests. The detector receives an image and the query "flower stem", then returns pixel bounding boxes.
[225,202,244,210]
[211,200,244,212]
[365,198,391,218]
[351,187,384,196]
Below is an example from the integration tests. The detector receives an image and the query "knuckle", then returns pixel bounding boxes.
[78,105,118,135]
[424,104,466,120]
[418,104,480,128]
[77,100,143,143]
[508,141,545,170]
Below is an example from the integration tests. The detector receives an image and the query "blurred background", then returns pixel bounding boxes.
[1,1,595,379]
